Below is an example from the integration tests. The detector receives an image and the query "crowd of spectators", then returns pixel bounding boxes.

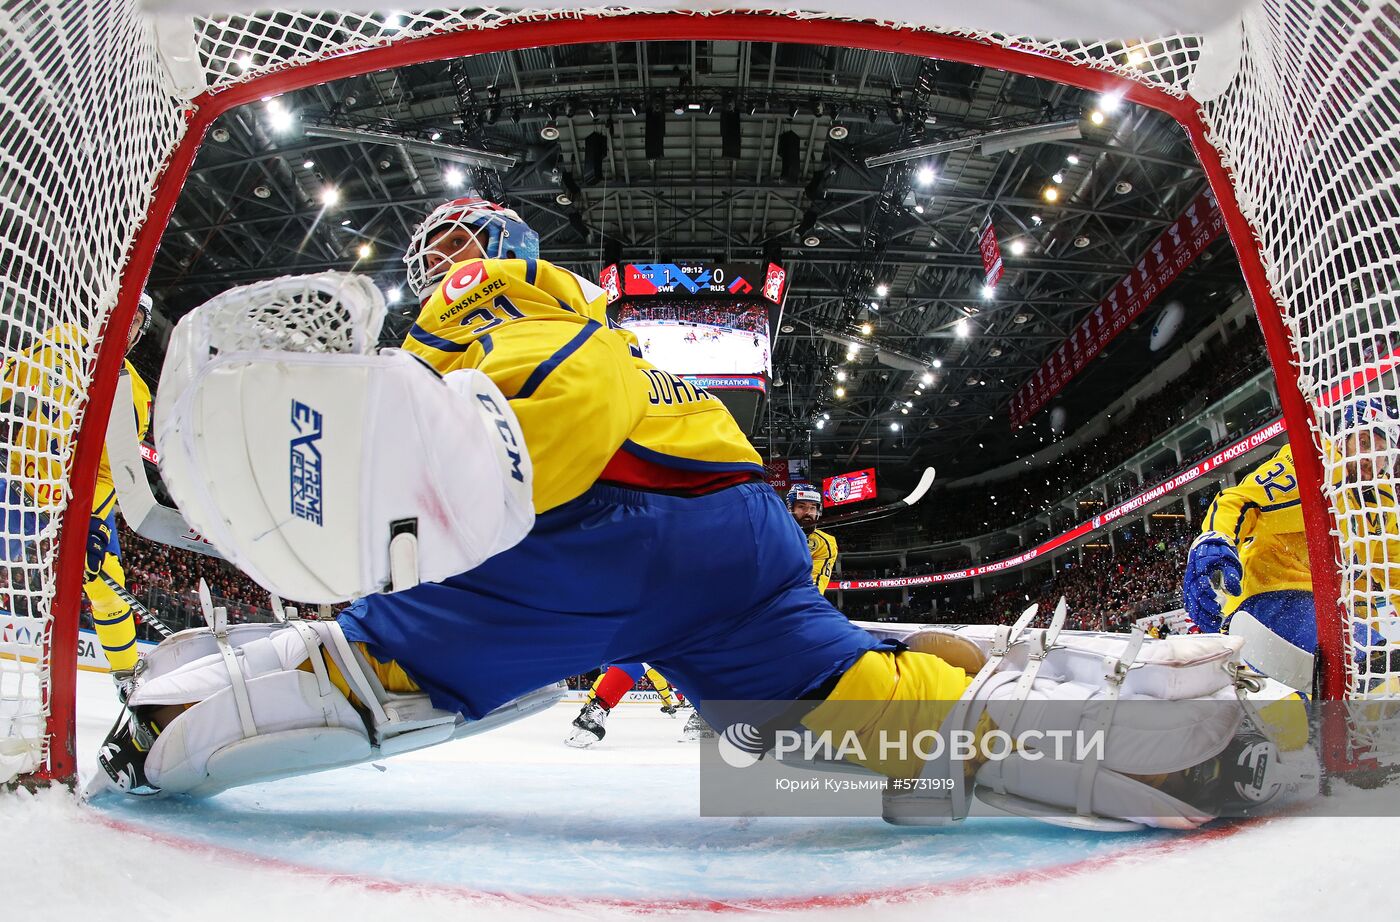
[848,324,1272,548]
[616,300,768,335]
[839,518,1193,632]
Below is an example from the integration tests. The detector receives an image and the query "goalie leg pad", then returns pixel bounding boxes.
[122,620,563,797]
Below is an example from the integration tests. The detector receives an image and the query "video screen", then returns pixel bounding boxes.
[823,468,877,508]
[615,300,771,377]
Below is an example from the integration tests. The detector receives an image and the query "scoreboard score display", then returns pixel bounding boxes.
[601,262,787,304]
[604,261,785,435]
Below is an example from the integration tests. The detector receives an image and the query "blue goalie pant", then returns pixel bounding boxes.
[339,481,886,721]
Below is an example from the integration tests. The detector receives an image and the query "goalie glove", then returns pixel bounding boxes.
[1183,531,1243,633]
[84,515,112,583]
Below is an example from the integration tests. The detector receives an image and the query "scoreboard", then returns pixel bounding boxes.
[603,260,786,435]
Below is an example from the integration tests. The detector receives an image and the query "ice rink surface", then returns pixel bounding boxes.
[5,669,1396,920]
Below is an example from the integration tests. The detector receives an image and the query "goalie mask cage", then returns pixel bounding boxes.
[2,1,1397,788]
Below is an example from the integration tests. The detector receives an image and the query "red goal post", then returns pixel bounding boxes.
[1,1,1393,787]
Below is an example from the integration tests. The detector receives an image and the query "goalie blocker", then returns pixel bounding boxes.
[153,273,535,602]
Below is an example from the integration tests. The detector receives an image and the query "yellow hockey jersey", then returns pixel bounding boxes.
[0,323,151,517]
[403,257,763,513]
[1205,441,1400,619]
[1203,444,1312,613]
[807,528,838,594]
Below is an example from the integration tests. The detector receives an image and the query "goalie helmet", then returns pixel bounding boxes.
[403,196,540,298]
[785,483,822,516]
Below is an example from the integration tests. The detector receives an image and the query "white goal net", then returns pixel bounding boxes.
[2,0,1398,785]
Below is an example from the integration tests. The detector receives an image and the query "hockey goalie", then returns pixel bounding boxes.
[97,197,1323,830]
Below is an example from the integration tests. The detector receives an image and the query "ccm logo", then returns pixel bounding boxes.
[476,392,526,484]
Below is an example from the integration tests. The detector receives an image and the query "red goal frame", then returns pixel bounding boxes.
[39,13,1350,785]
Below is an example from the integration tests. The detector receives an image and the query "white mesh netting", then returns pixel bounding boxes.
[2,0,1398,782]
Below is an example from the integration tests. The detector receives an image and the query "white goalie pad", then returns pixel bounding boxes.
[125,621,564,797]
[154,273,534,602]
[859,613,1317,830]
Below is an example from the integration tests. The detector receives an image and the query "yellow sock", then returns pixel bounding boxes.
[800,650,978,779]
[645,667,678,707]
[299,641,420,707]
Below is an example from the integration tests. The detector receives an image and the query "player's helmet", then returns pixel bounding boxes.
[1341,397,1400,446]
[128,291,153,352]
[403,196,540,298]
[785,483,822,517]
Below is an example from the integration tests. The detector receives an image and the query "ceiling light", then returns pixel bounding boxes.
[339,219,350,226]
[890,422,901,430]
[541,121,560,140]
[387,287,402,303]
[803,234,822,247]
[932,358,942,368]
[1066,154,1080,165]
[921,371,933,385]
[835,386,846,398]
[430,131,442,141]
[822,413,830,420]
[904,400,913,408]
[981,284,995,300]
[1043,187,1059,202]
[900,408,909,415]
[1031,214,1043,225]
[916,165,935,186]
[955,318,970,338]
[1089,110,1106,126]
[1052,172,1064,184]
[1013,312,1030,324]
[302,159,314,169]
[816,419,825,429]
[836,370,847,382]
[1009,239,1026,256]
[357,243,373,260]
[1115,180,1133,194]
[266,100,294,133]
[828,124,848,140]
[860,322,873,336]
[320,186,341,206]
[1074,235,1090,248]
[1098,92,1124,112]
[443,167,464,188]
[875,283,889,297]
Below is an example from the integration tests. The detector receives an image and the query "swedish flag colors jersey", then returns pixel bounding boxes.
[1204,444,1311,614]
[403,257,763,513]
[0,323,152,516]
[807,527,838,593]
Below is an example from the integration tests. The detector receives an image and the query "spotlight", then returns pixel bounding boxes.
[320,186,341,207]
[540,121,560,140]
[835,386,846,398]
[875,283,889,297]
[1043,187,1060,202]
[387,287,402,303]
[802,234,822,247]
[357,243,372,259]
[981,284,995,299]
[836,370,848,382]
[1009,239,1026,256]
[916,165,935,186]
[1089,110,1106,126]
[302,159,314,169]
[430,131,442,141]
[828,124,848,140]
[955,319,970,338]
[921,372,933,385]
[860,322,873,336]
[443,167,464,188]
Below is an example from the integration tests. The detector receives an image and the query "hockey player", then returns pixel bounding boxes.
[1,294,154,696]
[1183,398,1399,690]
[565,662,684,748]
[787,482,837,593]
[106,198,1320,829]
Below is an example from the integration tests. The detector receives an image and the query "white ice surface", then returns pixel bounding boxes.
[4,670,1398,920]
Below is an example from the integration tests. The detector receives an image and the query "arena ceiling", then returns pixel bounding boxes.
[144,39,1248,487]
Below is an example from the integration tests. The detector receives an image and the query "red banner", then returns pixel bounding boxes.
[833,418,1284,591]
[978,220,1003,289]
[1009,190,1226,428]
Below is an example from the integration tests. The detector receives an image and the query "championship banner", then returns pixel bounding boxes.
[1010,189,1226,428]
[834,417,1284,591]
[978,219,1004,288]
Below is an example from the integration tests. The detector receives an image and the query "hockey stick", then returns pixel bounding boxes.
[105,372,225,560]
[822,466,936,529]
[97,571,176,640]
